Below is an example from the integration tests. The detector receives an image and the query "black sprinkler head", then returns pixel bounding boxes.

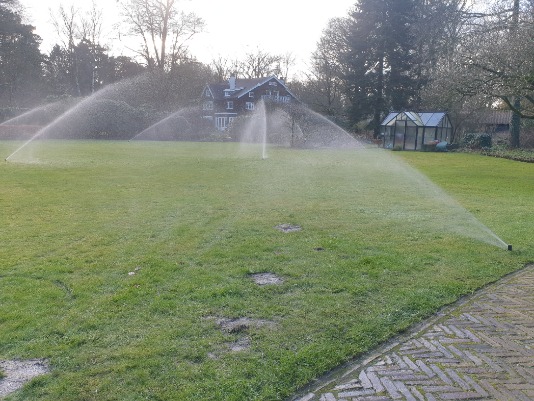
[508,244,513,251]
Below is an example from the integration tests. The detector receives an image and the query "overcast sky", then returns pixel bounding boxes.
[21,0,356,77]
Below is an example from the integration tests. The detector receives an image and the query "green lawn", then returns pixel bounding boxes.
[1,141,532,400]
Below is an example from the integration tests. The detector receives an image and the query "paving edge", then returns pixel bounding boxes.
[288,263,534,401]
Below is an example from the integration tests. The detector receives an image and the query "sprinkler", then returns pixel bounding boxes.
[508,244,513,251]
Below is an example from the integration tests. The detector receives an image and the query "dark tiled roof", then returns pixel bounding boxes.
[207,76,293,100]
[481,110,512,125]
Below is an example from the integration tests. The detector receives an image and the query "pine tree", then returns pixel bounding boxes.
[343,0,419,136]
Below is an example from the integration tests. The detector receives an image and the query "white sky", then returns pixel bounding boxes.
[21,0,356,77]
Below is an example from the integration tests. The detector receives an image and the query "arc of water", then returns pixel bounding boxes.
[129,108,194,141]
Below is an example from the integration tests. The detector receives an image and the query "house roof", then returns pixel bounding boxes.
[205,76,297,101]
[381,111,448,127]
[480,110,512,125]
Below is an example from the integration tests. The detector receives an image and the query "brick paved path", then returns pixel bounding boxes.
[293,265,534,401]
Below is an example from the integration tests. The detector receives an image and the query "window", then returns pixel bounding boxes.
[224,90,231,97]
[269,81,277,86]
[216,117,228,130]
[204,88,211,97]
[246,102,254,110]
[265,90,271,96]
[226,101,233,110]
[249,92,254,98]
[203,101,213,110]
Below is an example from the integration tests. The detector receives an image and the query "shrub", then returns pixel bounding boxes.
[481,146,534,163]
[462,133,492,149]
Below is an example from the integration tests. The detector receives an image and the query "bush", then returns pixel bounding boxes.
[45,99,146,140]
[481,146,534,163]
[462,133,492,149]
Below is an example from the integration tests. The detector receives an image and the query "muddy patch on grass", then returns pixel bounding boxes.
[250,272,284,286]
[204,316,277,356]
[228,337,251,352]
[215,317,276,333]
[275,223,301,233]
[0,359,49,399]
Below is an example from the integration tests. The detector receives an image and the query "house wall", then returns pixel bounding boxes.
[201,77,296,131]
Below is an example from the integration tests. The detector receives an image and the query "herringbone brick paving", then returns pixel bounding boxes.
[293,265,534,401]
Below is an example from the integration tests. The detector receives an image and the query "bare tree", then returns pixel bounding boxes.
[421,0,534,147]
[238,49,282,79]
[51,5,81,96]
[80,1,102,46]
[209,56,240,82]
[305,17,348,117]
[119,0,204,70]
[277,52,296,82]
[80,1,103,93]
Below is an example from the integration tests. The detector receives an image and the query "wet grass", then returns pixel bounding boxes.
[0,141,532,400]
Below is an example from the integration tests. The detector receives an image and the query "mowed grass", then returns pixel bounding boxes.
[0,141,532,400]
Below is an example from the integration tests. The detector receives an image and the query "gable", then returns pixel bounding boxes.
[381,111,450,128]
[203,76,297,101]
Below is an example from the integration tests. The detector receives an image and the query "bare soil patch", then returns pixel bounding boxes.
[0,359,49,399]
[250,272,284,286]
[275,223,301,233]
[215,317,276,333]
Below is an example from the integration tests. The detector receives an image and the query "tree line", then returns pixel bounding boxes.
[1,0,533,147]
[298,0,534,148]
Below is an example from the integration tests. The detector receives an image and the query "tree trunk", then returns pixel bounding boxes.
[373,52,385,139]
[509,0,520,148]
[510,96,521,148]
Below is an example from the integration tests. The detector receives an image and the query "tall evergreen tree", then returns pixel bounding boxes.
[0,0,44,107]
[343,0,419,136]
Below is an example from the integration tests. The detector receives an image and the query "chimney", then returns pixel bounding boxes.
[229,76,236,90]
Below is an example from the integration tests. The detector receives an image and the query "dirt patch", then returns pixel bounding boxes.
[275,223,301,233]
[228,337,251,352]
[204,317,277,356]
[215,317,275,333]
[250,272,284,286]
[0,359,49,398]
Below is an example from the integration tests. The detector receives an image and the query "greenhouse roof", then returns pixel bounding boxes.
[381,112,447,127]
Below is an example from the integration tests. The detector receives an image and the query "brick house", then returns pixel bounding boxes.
[200,76,297,131]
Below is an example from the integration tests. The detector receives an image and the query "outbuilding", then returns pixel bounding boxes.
[380,111,453,150]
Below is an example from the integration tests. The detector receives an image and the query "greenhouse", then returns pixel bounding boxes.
[380,112,453,150]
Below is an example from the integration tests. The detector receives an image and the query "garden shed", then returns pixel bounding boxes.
[380,111,453,150]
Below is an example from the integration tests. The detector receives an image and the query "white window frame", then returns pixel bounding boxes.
[226,101,233,110]
[249,92,254,98]
[245,102,255,110]
[216,117,228,130]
